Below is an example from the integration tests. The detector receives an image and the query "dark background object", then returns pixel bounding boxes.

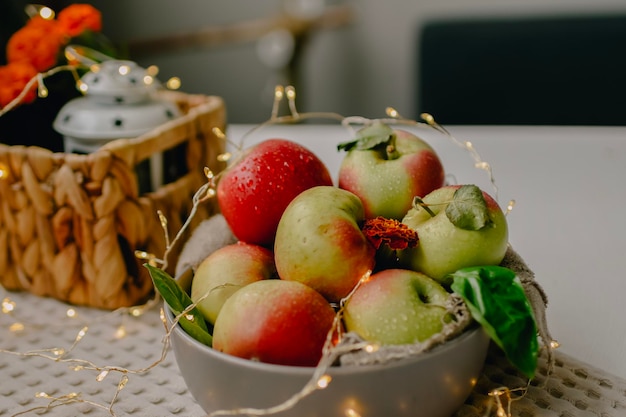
[417,14,626,125]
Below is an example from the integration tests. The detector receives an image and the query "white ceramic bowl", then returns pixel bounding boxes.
[166,270,490,417]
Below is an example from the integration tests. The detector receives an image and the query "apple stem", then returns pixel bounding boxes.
[412,196,436,217]
[385,134,400,160]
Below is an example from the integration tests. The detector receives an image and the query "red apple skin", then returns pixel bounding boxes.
[212,279,336,367]
[338,129,445,220]
[191,241,277,325]
[217,139,333,247]
[274,186,376,303]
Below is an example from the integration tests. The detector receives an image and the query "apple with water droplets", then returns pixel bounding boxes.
[191,241,277,325]
[274,185,376,303]
[338,122,445,220]
[343,268,452,345]
[217,139,333,247]
[212,279,336,366]
[398,185,509,284]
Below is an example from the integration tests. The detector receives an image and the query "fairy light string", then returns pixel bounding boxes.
[0,83,556,417]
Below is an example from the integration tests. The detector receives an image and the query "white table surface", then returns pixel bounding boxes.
[227,123,626,380]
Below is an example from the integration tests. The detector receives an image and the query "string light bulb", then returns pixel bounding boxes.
[25,4,55,20]
[2,297,15,313]
[166,77,181,90]
[316,374,332,389]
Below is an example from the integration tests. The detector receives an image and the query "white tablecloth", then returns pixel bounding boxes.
[2,288,625,416]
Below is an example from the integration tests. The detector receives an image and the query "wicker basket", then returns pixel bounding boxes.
[0,92,226,309]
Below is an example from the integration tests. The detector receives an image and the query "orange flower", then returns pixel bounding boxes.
[57,4,102,37]
[6,17,65,72]
[0,62,38,107]
[362,217,419,250]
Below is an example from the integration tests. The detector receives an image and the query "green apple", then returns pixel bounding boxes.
[337,122,445,220]
[274,185,376,303]
[398,184,508,284]
[191,241,277,325]
[343,269,451,345]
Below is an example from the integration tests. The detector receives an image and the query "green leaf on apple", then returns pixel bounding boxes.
[337,122,394,152]
[445,185,492,230]
[449,265,539,379]
[144,264,213,347]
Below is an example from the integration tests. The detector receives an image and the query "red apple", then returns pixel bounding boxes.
[191,242,277,325]
[338,122,445,220]
[217,139,333,247]
[274,185,376,303]
[212,279,336,367]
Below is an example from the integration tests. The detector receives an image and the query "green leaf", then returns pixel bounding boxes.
[445,185,492,230]
[144,264,213,347]
[337,122,394,152]
[450,266,539,379]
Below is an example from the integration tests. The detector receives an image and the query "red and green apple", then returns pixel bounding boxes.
[338,122,445,220]
[212,279,336,367]
[343,268,451,345]
[191,241,277,325]
[274,185,376,303]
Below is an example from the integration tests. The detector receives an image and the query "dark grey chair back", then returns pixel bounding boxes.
[417,14,626,125]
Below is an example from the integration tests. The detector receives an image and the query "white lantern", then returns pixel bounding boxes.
[53,59,181,192]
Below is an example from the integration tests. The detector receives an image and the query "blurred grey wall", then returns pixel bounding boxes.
[63,0,626,122]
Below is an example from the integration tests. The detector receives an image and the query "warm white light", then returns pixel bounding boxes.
[66,308,77,318]
[386,107,399,118]
[114,325,127,339]
[364,343,379,353]
[166,77,181,90]
[217,152,231,162]
[9,323,24,332]
[118,65,131,76]
[316,374,332,389]
[146,65,159,76]
[550,340,561,349]
[345,408,362,417]
[77,81,89,93]
[25,5,55,20]
[96,370,110,382]
[143,75,154,85]
[2,298,15,313]
[39,6,54,20]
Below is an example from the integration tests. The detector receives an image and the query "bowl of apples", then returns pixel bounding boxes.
[151,121,540,417]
